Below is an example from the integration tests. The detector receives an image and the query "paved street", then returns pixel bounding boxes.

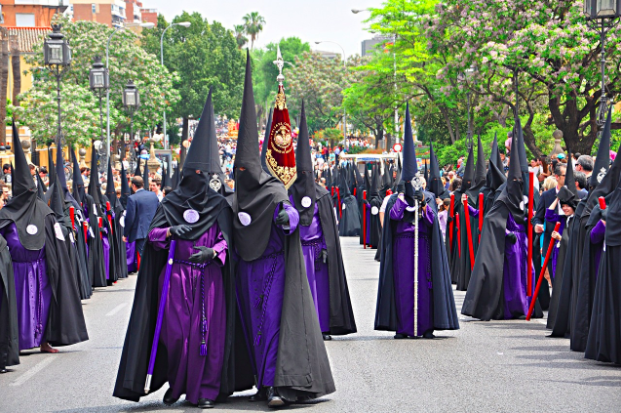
[1,237,620,412]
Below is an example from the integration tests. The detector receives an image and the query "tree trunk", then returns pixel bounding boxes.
[375,127,383,150]
[439,106,456,143]
[0,31,8,146]
[180,116,189,167]
[10,33,20,107]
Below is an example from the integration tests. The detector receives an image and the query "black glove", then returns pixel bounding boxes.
[601,208,608,221]
[170,225,192,237]
[189,246,216,263]
[320,249,328,264]
[507,233,517,244]
[397,181,405,194]
[275,209,289,225]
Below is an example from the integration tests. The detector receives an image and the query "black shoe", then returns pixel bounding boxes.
[322,334,332,341]
[394,333,408,339]
[249,387,267,402]
[267,387,285,408]
[163,388,179,406]
[0,367,7,374]
[198,398,215,409]
[423,331,436,339]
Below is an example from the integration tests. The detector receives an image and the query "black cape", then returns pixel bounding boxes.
[0,234,18,369]
[375,192,460,332]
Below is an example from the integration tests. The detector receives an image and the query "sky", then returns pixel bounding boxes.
[145,0,382,58]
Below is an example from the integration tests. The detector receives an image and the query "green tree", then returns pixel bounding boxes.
[243,12,266,50]
[234,25,248,49]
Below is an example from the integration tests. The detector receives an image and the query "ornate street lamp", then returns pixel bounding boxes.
[123,80,140,164]
[43,24,71,146]
[89,56,109,165]
[584,0,621,127]
[457,64,477,150]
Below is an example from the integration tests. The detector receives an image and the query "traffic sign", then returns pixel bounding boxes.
[393,143,403,153]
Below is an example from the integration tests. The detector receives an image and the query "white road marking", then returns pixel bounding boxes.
[10,357,55,386]
[106,303,128,317]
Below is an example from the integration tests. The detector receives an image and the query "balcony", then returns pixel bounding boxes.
[15,0,67,6]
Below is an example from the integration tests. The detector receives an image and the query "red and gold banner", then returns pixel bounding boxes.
[266,84,297,189]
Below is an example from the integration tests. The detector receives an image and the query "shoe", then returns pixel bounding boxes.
[249,387,267,402]
[423,331,436,339]
[394,333,408,339]
[322,334,332,341]
[163,388,179,405]
[267,387,285,408]
[0,367,7,374]
[198,398,215,409]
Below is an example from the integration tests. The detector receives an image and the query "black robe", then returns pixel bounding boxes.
[375,192,460,332]
[84,194,106,288]
[113,202,253,401]
[546,214,572,330]
[316,185,357,335]
[0,234,19,369]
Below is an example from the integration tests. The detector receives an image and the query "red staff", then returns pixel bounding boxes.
[463,196,475,271]
[599,196,606,211]
[362,190,367,249]
[478,193,484,243]
[449,194,455,252]
[83,222,88,243]
[69,206,75,231]
[106,201,113,236]
[527,222,561,320]
[527,171,535,296]
[456,213,461,257]
[336,187,342,218]
[98,217,103,240]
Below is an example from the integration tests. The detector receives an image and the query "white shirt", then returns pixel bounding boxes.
[379,195,391,213]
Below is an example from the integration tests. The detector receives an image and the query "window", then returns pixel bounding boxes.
[15,13,35,27]
[92,4,96,13]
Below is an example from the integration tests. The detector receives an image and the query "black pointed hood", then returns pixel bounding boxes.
[466,134,487,201]
[585,139,621,213]
[120,161,130,208]
[88,144,101,205]
[497,127,525,223]
[461,146,475,191]
[429,141,449,199]
[487,132,504,189]
[185,88,217,173]
[564,154,577,197]
[71,146,86,206]
[0,124,53,250]
[233,51,289,261]
[401,104,418,181]
[106,159,117,208]
[590,106,612,191]
[423,163,429,185]
[515,116,529,175]
[557,158,578,209]
[161,161,170,189]
[171,163,180,190]
[392,155,402,192]
[382,161,392,193]
[142,159,149,188]
[260,109,273,174]
[50,171,69,227]
[54,138,78,209]
[36,174,46,200]
[370,164,381,198]
[289,102,315,226]
[47,147,56,187]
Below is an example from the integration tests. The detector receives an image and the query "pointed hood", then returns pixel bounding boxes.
[515,116,529,175]
[260,108,273,174]
[161,161,170,189]
[466,134,487,201]
[0,124,53,250]
[50,171,69,227]
[429,141,448,199]
[461,146,475,192]
[487,132,504,189]
[585,139,621,213]
[382,161,392,193]
[564,154,577,197]
[497,127,525,223]
[36,174,46,200]
[105,159,117,208]
[233,51,289,261]
[590,106,612,191]
[71,146,86,206]
[369,164,381,198]
[557,157,578,209]
[401,104,418,181]
[142,159,149,187]
[392,155,402,192]
[56,139,79,209]
[120,161,130,208]
[423,163,429,184]
[289,102,316,226]
[185,88,218,173]
[87,144,101,205]
[171,163,180,190]
[47,147,56,187]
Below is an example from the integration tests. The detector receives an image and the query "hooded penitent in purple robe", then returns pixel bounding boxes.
[1,223,50,350]
[148,223,227,404]
[236,203,299,388]
[389,197,434,336]
[503,212,535,319]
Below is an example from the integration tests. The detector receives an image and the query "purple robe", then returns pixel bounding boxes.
[148,224,228,403]
[1,223,50,350]
[389,197,434,337]
[126,241,137,273]
[544,209,567,280]
[503,213,535,319]
[590,220,606,279]
[296,201,330,333]
[102,230,110,280]
[236,203,299,387]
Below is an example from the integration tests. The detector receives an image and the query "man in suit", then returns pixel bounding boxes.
[123,176,159,256]
[532,164,566,309]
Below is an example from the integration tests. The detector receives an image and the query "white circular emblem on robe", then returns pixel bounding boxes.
[342,203,347,210]
[371,206,379,215]
[183,209,199,224]
[301,196,312,208]
[238,212,252,226]
[26,224,38,235]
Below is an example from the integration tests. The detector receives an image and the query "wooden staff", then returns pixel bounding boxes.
[527,222,561,320]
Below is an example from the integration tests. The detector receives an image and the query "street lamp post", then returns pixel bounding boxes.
[457,65,477,150]
[90,56,109,165]
[160,21,192,149]
[105,22,154,162]
[584,0,621,128]
[44,24,72,145]
[123,81,140,167]
[315,40,348,148]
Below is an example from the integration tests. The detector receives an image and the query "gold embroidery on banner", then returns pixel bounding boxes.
[266,149,297,189]
[274,89,287,110]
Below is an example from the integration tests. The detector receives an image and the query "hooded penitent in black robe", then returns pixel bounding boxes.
[428,141,450,201]
[365,165,382,249]
[85,147,106,288]
[106,160,128,280]
[0,233,18,372]
[233,54,334,402]
[461,127,542,321]
[375,105,459,335]
[289,103,356,336]
[338,171,361,236]
[454,146,477,291]
[69,147,92,299]
[585,173,621,364]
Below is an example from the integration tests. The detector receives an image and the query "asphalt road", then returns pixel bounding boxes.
[1,237,620,412]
